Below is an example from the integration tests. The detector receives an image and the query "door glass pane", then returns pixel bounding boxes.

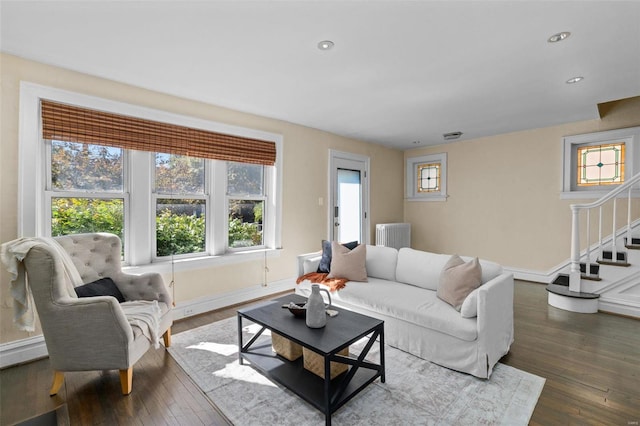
[337,169,361,243]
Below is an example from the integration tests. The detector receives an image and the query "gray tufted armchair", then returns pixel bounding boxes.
[22,233,172,395]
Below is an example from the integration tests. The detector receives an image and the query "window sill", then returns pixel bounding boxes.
[560,190,640,200]
[123,248,282,275]
[406,195,448,202]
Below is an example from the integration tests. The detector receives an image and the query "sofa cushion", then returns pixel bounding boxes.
[460,287,480,318]
[317,240,358,273]
[395,248,451,290]
[437,255,482,311]
[327,242,367,282]
[365,245,398,281]
[308,278,478,342]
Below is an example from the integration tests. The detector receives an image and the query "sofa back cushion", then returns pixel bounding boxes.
[396,248,451,290]
[395,248,504,290]
[365,245,398,281]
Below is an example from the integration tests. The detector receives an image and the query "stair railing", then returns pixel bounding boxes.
[569,171,640,292]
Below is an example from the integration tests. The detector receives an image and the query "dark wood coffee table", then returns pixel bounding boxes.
[237,293,385,426]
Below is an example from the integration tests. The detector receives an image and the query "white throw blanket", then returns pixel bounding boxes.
[1,237,82,331]
[121,300,162,349]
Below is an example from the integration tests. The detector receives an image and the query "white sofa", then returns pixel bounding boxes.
[296,245,514,379]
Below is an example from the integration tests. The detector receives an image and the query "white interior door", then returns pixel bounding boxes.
[329,150,370,244]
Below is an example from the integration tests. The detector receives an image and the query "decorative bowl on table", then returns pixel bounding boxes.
[283,302,307,318]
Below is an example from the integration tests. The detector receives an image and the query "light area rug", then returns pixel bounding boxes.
[168,317,544,425]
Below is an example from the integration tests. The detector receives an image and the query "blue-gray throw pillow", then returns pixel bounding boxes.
[317,240,359,273]
[74,277,126,303]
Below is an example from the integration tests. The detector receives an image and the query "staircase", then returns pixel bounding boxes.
[547,172,640,318]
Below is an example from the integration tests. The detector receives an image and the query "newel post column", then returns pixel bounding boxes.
[569,206,581,293]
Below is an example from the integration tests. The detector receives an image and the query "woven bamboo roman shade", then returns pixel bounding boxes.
[41,100,276,166]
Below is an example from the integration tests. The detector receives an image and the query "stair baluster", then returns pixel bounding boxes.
[585,209,591,272]
[611,197,617,262]
[627,187,632,247]
[598,206,603,257]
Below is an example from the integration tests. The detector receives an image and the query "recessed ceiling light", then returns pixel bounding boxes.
[566,76,584,84]
[548,32,571,43]
[317,40,334,51]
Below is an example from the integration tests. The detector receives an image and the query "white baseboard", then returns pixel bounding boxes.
[504,267,554,284]
[598,302,640,319]
[598,298,640,318]
[172,278,295,319]
[0,278,297,369]
[0,335,48,369]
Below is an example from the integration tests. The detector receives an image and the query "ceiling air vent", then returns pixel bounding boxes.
[443,131,463,141]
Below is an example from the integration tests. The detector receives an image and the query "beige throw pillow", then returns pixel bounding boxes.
[437,255,482,311]
[327,242,368,282]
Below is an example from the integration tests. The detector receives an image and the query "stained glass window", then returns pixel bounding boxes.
[407,153,447,200]
[417,163,440,193]
[576,142,625,187]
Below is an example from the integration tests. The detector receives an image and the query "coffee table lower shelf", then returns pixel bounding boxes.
[240,340,381,424]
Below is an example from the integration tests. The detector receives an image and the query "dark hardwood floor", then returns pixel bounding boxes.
[1,280,639,425]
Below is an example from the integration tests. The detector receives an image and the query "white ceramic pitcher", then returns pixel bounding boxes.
[305,284,332,328]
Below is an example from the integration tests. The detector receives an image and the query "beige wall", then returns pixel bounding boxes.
[0,53,404,344]
[404,97,640,272]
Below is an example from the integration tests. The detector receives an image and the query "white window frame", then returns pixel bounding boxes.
[561,126,640,199]
[406,153,448,201]
[18,82,283,272]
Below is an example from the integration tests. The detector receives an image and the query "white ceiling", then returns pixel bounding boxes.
[2,1,639,150]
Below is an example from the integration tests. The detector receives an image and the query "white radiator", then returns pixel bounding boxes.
[375,223,411,249]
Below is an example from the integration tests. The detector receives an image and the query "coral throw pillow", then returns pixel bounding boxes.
[437,255,482,311]
[327,242,368,282]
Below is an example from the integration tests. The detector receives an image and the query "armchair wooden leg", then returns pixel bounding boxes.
[50,371,65,396]
[163,327,172,347]
[119,368,133,395]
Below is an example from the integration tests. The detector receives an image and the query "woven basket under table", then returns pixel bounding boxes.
[303,346,349,380]
[271,332,303,361]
